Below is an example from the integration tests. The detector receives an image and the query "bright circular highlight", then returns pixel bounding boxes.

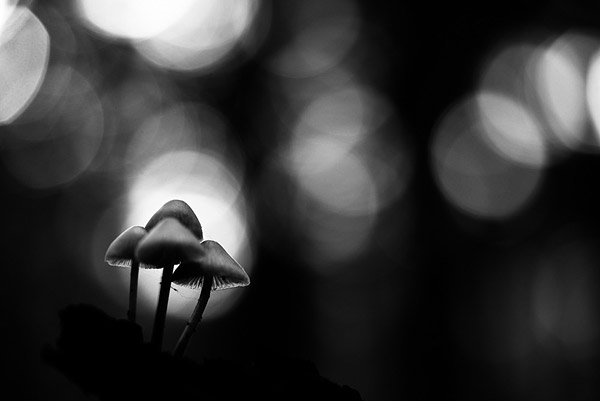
[586,50,600,146]
[476,91,547,167]
[0,6,49,124]
[432,97,544,220]
[75,0,195,41]
[134,0,259,73]
[0,0,18,35]
[296,85,378,147]
[288,133,377,216]
[280,83,410,269]
[2,65,104,189]
[534,37,587,150]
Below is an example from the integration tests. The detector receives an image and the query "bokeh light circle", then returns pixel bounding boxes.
[0,1,18,34]
[134,0,260,74]
[75,0,195,41]
[431,96,544,220]
[277,80,411,270]
[0,6,49,124]
[2,65,105,189]
[476,91,547,167]
[586,49,600,146]
[533,35,587,151]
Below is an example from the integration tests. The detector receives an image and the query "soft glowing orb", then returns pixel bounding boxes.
[134,0,259,73]
[586,50,600,145]
[126,102,202,168]
[123,102,233,175]
[476,91,547,167]
[478,43,537,98]
[432,97,544,219]
[288,133,378,216]
[125,150,251,320]
[280,83,409,269]
[0,0,17,35]
[0,6,49,124]
[75,0,195,41]
[2,65,104,189]
[295,85,378,147]
[534,37,587,150]
[7,54,73,129]
[285,83,383,218]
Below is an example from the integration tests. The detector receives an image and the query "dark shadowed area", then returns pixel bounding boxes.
[3,0,600,400]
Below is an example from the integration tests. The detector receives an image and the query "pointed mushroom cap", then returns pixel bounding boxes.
[145,199,203,240]
[172,240,250,291]
[105,226,154,268]
[135,218,203,268]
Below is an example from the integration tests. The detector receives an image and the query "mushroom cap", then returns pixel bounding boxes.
[105,226,153,268]
[145,199,203,240]
[172,240,250,291]
[135,218,203,268]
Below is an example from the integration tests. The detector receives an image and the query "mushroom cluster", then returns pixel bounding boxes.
[104,199,250,355]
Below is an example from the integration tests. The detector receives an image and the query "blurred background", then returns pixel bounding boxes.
[3,0,600,399]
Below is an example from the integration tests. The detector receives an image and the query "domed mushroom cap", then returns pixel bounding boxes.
[105,226,152,268]
[145,199,203,240]
[135,218,203,268]
[172,240,250,291]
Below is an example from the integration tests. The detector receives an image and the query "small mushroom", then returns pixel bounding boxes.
[104,226,149,323]
[171,240,250,358]
[135,217,203,351]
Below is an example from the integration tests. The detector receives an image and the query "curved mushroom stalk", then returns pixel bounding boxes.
[136,218,205,351]
[173,274,213,358]
[104,226,148,323]
[172,240,250,358]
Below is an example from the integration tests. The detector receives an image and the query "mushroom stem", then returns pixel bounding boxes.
[173,274,213,358]
[151,264,174,351]
[127,259,140,323]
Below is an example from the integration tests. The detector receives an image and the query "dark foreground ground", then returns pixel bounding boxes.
[44,304,363,401]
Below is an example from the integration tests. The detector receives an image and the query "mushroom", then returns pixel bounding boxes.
[135,217,204,351]
[145,199,203,240]
[104,226,149,323]
[171,240,250,358]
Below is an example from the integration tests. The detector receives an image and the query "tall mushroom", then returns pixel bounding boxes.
[171,240,250,358]
[135,217,204,351]
[104,226,149,323]
[145,199,203,239]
